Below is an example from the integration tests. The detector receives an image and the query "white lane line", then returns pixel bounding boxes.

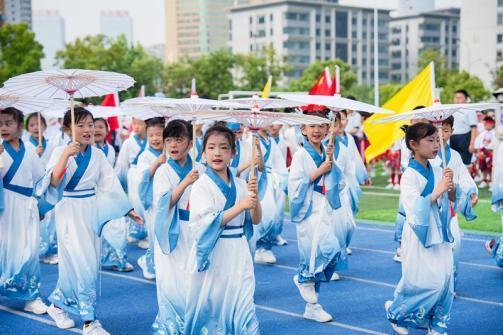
[99,271,388,334]
[284,239,500,270]
[266,264,503,307]
[0,304,82,334]
[254,304,388,335]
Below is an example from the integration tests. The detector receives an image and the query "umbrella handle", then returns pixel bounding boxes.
[192,119,197,169]
[250,131,257,179]
[38,112,43,147]
[326,119,335,162]
[70,95,76,143]
[0,138,3,169]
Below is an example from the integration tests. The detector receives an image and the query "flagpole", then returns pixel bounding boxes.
[373,7,379,107]
[37,112,43,148]
[327,65,340,161]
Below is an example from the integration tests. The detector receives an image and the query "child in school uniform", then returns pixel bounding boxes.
[474,116,497,189]
[115,117,148,245]
[24,113,58,265]
[184,125,261,334]
[289,111,347,322]
[135,117,167,280]
[38,108,142,335]
[94,118,134,273]
[485,138,503,267]
[385,122,456,335]
[0,107,48,315]
[227,122,254,179]
[151,119,205,334]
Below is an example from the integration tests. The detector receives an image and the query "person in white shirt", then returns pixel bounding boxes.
[451,89,478,165]
[474,116,497,188]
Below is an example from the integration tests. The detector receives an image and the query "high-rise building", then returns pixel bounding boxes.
[2,0,32,27]
[389,8,459,83]
[165,0,239,62]
[100,10,133,42]
[397,0,435,16]
[32,10,65,70]
[229,0,391,84]
[460,0,503,87]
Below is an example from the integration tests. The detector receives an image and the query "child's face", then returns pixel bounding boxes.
[303,124,328,145]
[165,135,191,161]
[484,121,495,131]
[132,118,146,135]
[75,115,95,145]
[94,120,108,143]
[147,125,164,151]
[269,125,282,137]
[410,133,439,160]
[453,92,468,104]
[329,119,341,135]
[441,124,453,143]
[339,113,348,129]
[27,116,46,138]
[205,133,233,172]
[0,114,22,142]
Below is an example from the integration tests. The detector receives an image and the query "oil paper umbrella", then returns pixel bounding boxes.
[3,69,135,142]
[0,88,55,168]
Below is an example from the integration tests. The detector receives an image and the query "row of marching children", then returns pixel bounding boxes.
[0,103,370,334]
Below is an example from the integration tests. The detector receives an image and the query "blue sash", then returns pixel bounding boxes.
[148,146,162,158]
[167,156,193,181]
[273,136,280,144]
[338,133,349,147]
[257,135,272,200]
[230,141,241,169]
[195,136,203,162]
[303,140,326,194]
[96,143,109,157]
[29,136,47,151]
[65,144,92,192]
[408,159,434,197]
[437,143,452,166]
[3,141,33,197]
[131,134,146,165]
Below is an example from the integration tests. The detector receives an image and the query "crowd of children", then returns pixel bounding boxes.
[0,93,501,335]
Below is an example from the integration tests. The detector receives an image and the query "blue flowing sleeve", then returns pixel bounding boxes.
[138,169,154,210]
[196,211,225,272]
[455,184,477,221]
[153,190,180,254]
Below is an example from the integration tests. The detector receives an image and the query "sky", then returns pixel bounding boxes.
[32,0,463,47]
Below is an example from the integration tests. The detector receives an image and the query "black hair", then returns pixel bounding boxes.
[202,124,236,152]
[163,119,192,140]
[94,117,109,132]
[454,89,470,99]
[345,95,356,101]
[145,117,165,129]
[413,105,426,110]
[0,107,24,126]
[442,115,454,128]
[405,122,437,151]
[25,112,47,130]
[63,107,93,129]
[302,109,329,119]
[339,109,347,117]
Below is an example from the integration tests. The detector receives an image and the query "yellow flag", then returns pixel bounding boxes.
[364,62,435,162]
[262,75,272,98]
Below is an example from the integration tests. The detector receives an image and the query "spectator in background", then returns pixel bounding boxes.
[344,96,362,148]
[474,116,497,189]
[451,89,478,165]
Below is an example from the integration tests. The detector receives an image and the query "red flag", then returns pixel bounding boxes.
[303,67,333,112]
[101,93,119,143]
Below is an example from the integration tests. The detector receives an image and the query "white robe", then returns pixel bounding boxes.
[0,141,44,301]
[184,172,259,335]
[151,160,205,334]
[37,145,132,321]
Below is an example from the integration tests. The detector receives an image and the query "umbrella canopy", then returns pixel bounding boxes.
[277,93,395,115]
[225,95,305,110]
[42,105,126,119]
[0,88,54,114]
[372,102,500,124]
[3,69,135,99]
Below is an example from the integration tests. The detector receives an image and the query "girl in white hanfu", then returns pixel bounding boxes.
[184,125,261,335]
[0,108,48,315]
[151,120,205,334]
[385,122,456,335]
[37,108,143,335]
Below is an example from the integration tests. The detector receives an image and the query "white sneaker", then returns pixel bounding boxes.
[137,256,155,280]
[385,301,409,335]
[346,247,352,255]
[41,254,59,265]
[137,238,150,249]
[385,183,394,189]
[293,275,317,304]
[330,272,340,281]
[474,175,482,182]
[24,298,48,315]
[478,181,488,188]
[275,235,288,246]
[254,249,277,264]
[127,236,139,244]
[47,304,75,329]
[83,320,110,335]
[393,248,402,263]
[110,261,134,272]
[428,329,446,335]
[393,184,400,191]
[303,303,332,323]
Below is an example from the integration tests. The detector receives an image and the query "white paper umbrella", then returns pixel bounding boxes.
[225,94,305,110]
[373,102,501,170]
[42,105,126,119]
[277,93,396,115]
[3,69,135,142]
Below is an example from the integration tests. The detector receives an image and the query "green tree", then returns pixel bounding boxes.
[56,35,165,98]
[287,59,357,93]
[0,23,44,84]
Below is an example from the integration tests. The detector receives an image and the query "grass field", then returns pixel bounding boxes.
[358,164,501,234]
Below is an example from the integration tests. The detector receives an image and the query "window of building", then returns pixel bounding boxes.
[391,50,401,58]
[325,15,330,23]
[499,0,503,7]
[270,14,273,21]
[316,28,320,36]
[249,17,253,24]
[258,16,265,24]
[299,13,309,21]
[316,14,321,22]
[335,11,348,38]
[498,13,503,25]
[498,34,503,43]
[270,28,273,36]
[325,43,331,50]
[336,43,348,61]
[325,29,331,36]
[498,50,503,60]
